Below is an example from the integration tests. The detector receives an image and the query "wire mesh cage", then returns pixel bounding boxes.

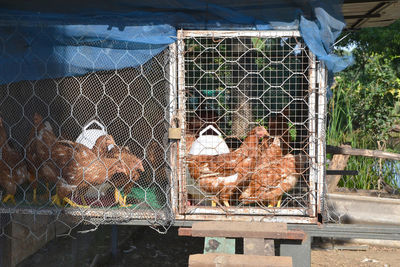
[176,30,327,223]
[0,17,178,237]
[0,23,328,242]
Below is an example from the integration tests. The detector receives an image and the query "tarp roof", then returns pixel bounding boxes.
[0,1,354,84]
[1,0,399,29]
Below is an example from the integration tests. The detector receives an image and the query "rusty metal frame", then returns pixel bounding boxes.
[174,30,326,224]
[168,42,180,218]
[317,61,327,216]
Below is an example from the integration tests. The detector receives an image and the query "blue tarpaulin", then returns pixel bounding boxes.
[0,0,352,84]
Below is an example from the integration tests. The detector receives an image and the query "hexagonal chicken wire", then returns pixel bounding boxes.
[0,27,327,242]
[175,30,327,224]
[0,23,178,235]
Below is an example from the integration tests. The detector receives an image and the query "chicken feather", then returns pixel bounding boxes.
[187,126,269,206]
[0,117,29,203]
[239,137,297,206]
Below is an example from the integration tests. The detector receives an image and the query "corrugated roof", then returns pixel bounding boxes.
[343,0,400,29]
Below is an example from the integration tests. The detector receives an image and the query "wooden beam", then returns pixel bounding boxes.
[189,222,306,240]
[350,1,393,29]
[189,254,292,267]
[244,238,275,256]
[344,0,396,3]
[178,227,192,236]
[344,14,381,19]
[327,145,400,160]
[327,145,351,193]
[326,170,358,176]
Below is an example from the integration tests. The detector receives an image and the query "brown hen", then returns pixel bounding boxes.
[86,134,144,207]
[186,126,269,207]
[239,137,297,207]
[0,118,29,204]
[108,146,144,207]
[50,141,127,207]
[26,113,59,202]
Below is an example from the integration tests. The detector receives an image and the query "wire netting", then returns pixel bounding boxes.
[0,25,330,243]
[178,32,325,220]
[0,21,177,239]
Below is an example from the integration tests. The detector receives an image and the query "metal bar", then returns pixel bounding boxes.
[168,42,179,217]
[180,30,301,38]
[317,61,327,217]
[308,50,317,218]
[184,206,308,216]
[176,214,318,224]
[0,207,168,221]
[288,223,400,240]
[111,225,118,258]
[177,30,188,215]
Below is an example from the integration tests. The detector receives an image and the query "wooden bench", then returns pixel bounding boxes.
[180,222,307,267]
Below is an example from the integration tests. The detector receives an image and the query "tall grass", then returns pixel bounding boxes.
[327,83,400,191]
[326,82,353,147]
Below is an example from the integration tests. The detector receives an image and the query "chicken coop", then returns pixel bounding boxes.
[175,30,327,224]
[0,0,346,240]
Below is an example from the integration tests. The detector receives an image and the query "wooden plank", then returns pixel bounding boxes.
[326,170,358,176]
[1,214,70,266]
[264,239,275,256]
[178,227,192,236]
[327,145,400,160]
[190,222,306,240]
[327,146,351,193]
[189,254,292,267]
[244,238,275,256]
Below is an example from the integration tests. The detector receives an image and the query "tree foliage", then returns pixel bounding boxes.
[331,19,400,150]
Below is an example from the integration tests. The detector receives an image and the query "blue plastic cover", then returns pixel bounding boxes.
[0,0,352,84]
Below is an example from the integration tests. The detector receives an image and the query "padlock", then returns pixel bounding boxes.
[168,127,182,140]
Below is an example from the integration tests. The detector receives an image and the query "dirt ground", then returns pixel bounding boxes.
[312,246,400,267]
[18,225,400,267]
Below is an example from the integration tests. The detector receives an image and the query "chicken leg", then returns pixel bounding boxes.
[63,197,89,208]
[268,196,282,208]
[114,189,132,207]
[2,194,16,204]
[29,173,38,203]
[51,194,62,207]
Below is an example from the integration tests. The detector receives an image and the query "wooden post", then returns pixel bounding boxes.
[244,238,275,256]
[326,145,351,193]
